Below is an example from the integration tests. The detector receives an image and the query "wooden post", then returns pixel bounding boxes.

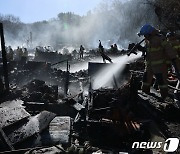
[64,60,69,96]
[0,23,9,92]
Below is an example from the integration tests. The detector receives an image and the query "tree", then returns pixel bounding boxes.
[146,0,180,30]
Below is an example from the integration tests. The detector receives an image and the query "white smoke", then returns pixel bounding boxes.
[2,0,158,50]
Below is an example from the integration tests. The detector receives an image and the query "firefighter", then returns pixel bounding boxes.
[99,40,113,63]
[79,45,85,59]
[16,46,23,61]
[164,32,180,77]
[166,32,180,80]
[138,24,180,100]
[22,48,28,61]
[110,45,114,53]
[113,43,118,53]
[166,32,180,58]
[8,46,14,61]
[72,49,78,59]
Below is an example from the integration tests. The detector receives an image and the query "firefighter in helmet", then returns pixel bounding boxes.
[138,24,180,100]
[98,40,113,63]
[79,45,85,59]
[166,32,180,58]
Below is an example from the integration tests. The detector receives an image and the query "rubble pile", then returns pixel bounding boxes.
[128,58,145,71]
[71,70,88,78]
[138,91,180,133]
[21,79,58,103]
[71,77,149,153]
[0,80,58,104]
[8,61,66,86]
[7,61,88,89]
[0,52,180,153]
[0,100,72,153]
[34,51,72,63]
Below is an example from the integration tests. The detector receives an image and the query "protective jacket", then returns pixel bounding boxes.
[142,34,175,99]
[169,39,180,58]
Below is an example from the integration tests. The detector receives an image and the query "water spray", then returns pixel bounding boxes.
[92,52,142,89]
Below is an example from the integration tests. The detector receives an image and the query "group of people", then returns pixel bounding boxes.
[6,46,14,61]
[74,43,118,61]
[5,46,28,61]
[71,45,85,60]
[110,43,118,54]
[137,24,180,100]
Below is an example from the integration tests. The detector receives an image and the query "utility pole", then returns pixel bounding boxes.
[0,23,9,92]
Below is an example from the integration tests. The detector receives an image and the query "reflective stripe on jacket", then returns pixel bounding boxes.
[173,45,180,50]
[159,84,168,89]
[147,47,161,52]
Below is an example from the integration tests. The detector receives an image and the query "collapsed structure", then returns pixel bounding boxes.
[0,23,180,154]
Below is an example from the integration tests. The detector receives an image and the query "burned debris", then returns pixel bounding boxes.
[0,10,180,153]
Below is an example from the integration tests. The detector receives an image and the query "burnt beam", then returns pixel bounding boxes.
[0,23,9,92]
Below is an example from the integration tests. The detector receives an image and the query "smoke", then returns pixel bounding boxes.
[2,0,158,50]
[58,57,106,73]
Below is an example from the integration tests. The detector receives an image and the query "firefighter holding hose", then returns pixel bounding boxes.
[98,40,113,63]
[137,24,180,100]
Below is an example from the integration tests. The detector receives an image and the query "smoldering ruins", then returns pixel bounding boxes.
[0,0,180,153]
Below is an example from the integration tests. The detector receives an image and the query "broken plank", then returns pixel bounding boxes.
[0,127,14,150]
[8,111,56,144]
[72,102,85,111]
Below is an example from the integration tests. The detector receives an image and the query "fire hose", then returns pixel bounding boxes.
[127,39,145,56]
